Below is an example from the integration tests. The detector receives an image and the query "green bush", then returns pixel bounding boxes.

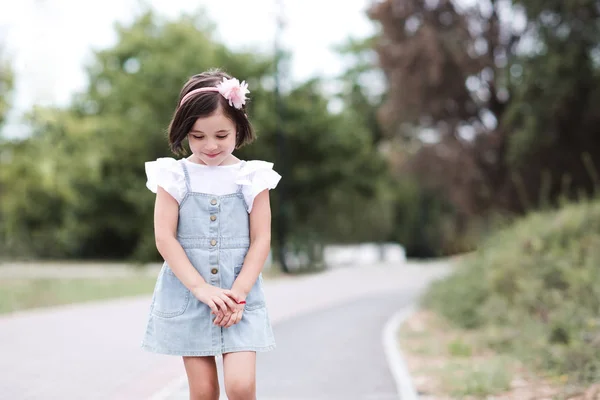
[424,198,600,385]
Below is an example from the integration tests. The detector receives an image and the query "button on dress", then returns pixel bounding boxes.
[141,161,276,356]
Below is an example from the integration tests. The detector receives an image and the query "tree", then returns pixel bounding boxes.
[1,8,396,265]
[0,47,13,129]
[504,0,600,203]
[1,108,106,257]
[0,10,273,260]
[334,36,386,145]
[0,48,14,257]
[68,10,274,260]
[369,0,600,230]
[333,35,449,256]
[257,79,395,245]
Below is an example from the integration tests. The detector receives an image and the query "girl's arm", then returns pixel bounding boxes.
[154,186,237,313]
[232,189,272,297]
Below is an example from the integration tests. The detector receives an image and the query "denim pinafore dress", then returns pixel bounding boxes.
[141,161,276,356]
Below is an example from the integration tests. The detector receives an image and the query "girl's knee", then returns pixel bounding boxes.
[225,378,255,400]
[189,379,219,400]
[183,356,219,400]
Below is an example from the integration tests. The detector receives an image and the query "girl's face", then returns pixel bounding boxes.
[187,106,237,166]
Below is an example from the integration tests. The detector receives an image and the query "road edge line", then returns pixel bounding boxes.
[382,305,419,400]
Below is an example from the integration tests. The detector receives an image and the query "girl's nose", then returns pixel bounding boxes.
[205,142,218,151]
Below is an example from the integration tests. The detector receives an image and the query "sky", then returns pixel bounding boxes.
[0,0,376,136]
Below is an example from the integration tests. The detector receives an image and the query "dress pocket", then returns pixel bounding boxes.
[151,264,190,318]
[234,264,265,311]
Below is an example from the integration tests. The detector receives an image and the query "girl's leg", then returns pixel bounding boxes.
[182,356,219,400]
[222,351,257,400]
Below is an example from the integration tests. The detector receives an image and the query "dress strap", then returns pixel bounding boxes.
[181,161,192,193]
[236,161,246,194]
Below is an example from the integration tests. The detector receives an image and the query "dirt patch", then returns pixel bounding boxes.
[398,310,599,399]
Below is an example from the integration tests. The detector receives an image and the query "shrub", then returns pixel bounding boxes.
[423,198,600,385]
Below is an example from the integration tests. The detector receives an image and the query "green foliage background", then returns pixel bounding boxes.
[424,198,600,385]
[0,10,398,262]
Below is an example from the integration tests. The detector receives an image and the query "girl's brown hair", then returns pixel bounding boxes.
[168,69,255,155]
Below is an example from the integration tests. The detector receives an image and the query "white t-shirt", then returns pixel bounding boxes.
[145,158,281,213]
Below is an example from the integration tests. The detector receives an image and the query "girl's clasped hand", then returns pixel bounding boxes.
[212,302,245,328]
[191,283,247,327]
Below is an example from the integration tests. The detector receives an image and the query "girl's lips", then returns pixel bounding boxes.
[205,152,221,158]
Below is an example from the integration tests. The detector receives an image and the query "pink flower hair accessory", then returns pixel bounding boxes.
[216,77,250,109]
[179,77,250,109]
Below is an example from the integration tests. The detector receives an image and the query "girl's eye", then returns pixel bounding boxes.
[192,135,204,140]
[217,135,228,139]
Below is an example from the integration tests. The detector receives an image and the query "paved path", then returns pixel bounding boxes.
[162,289,417,400]
[0,261,451,400]
[255,290,414,400]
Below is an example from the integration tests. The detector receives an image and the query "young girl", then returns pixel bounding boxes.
[141,69,279,400]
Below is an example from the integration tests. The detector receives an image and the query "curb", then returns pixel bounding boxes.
[382,305,420,400]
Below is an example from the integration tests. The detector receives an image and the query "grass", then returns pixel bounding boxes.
[0,277,157,314]
[0,263,295,315]
[398,310,566,399]
[423,198,600,387]
[438,357,513,397]
[410,198,600,397]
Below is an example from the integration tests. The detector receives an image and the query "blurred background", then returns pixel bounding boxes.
[1,0,600,394]
[2,0,599,264]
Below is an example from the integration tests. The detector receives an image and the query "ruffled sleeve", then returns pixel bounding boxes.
[235,160,282,213]
[144,157,187,203]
